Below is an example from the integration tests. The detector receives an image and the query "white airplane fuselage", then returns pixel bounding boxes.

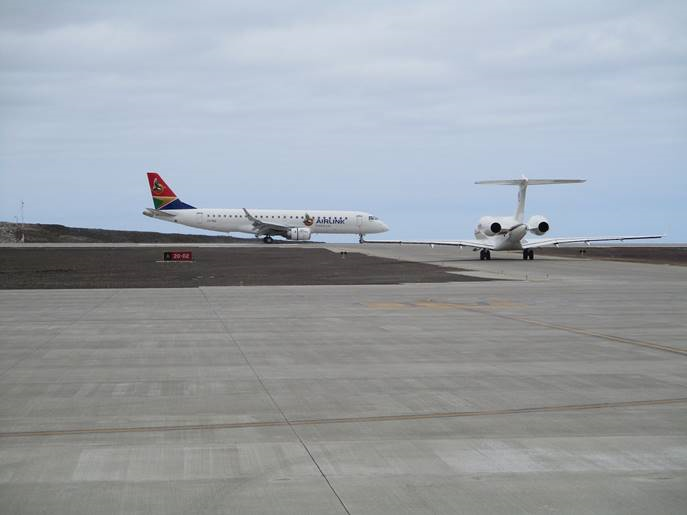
[144,208,388,237]
[474,216,531,251]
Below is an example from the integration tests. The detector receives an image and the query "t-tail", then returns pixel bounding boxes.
[475,177,585,222]
[147,172,195,210]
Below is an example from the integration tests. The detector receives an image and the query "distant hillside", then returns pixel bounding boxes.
[0,222,253,244]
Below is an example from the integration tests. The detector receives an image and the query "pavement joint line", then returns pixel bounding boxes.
[0,289,122,381]
[197,287,351,515]
[479,310,687,357]
[2,397,685,439]
[375,301,687,357]
[457,303,687,356]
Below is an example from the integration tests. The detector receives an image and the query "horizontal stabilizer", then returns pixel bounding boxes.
[476,177,585,221]
[475,179,585,186]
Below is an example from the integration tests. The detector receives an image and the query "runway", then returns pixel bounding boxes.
[1,245,686,514]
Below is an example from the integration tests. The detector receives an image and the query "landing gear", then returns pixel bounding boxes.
[522,249,534,260]
[263,235,274,244]
[479,249,491,261]
[359,234,364,244]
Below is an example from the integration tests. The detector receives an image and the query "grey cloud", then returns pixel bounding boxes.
[0,1,684,240]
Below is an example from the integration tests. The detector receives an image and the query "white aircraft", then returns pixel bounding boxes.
[364,177,663,260]
[142,172,389,242]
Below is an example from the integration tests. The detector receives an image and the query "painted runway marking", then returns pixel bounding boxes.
[1,397,685,439]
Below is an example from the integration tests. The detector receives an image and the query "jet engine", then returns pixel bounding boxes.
[528,215,550,236]
[479,217,503,237]
[285,227,312,241]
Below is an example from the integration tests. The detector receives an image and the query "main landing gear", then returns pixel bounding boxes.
[479,249,491,261]
[523,249,534,260]
[263,235,274,244]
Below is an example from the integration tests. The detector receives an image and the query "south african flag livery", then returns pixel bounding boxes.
[147,172,195,210]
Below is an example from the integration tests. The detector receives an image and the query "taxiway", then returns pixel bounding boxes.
[0,245,685,514]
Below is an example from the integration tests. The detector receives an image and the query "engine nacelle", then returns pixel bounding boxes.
[479,217,503,237]
[528,215,550,236]
[285,227,312,241]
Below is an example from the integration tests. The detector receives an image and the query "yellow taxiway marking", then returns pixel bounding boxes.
[1,397,685,439]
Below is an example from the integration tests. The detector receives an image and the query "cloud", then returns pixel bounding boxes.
[0,1,684,239]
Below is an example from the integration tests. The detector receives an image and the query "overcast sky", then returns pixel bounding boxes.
[1,1,685,241]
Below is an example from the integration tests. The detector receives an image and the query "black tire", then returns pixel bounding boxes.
[486,251,491,260]
[528,249,534,260]
[263,236,273,244]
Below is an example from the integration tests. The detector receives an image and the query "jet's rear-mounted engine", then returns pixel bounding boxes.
[479,218,503,237]
[528,215,550,236]
[286,227,312,241]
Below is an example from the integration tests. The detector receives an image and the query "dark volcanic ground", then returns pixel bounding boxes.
[537,246,686,266]
[0,247,485,289]
[0,222,251,244]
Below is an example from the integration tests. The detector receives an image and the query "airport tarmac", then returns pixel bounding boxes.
[1,245,686,514]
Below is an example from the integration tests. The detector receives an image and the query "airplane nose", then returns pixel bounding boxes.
[379,221,390,232]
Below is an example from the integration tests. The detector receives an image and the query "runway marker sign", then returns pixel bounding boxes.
[163,251,193,262]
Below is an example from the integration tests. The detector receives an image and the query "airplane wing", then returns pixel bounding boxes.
[242,208,294,235]
[362,238,496,250]
[522,235,664,249]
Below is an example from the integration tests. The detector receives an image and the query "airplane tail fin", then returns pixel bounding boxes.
[146,172,195,210]
[475,177,584,222]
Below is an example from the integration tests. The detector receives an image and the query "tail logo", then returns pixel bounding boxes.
[152,178,165,194]
[304,214,315,227]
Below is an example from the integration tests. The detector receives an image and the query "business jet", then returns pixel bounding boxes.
[364,177,662,260]
[142,172,389,242]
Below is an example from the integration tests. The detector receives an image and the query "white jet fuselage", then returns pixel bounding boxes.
[474,215,531,251]
[144,208,388,236]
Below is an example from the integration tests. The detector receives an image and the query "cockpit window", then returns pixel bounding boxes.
[368,215,378,221]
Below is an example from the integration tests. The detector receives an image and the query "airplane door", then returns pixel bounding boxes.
[356,214,363,232]
[196,212,203,228]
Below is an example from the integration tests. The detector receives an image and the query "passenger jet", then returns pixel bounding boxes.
[364,177,662,260]
[143,172,389,242]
